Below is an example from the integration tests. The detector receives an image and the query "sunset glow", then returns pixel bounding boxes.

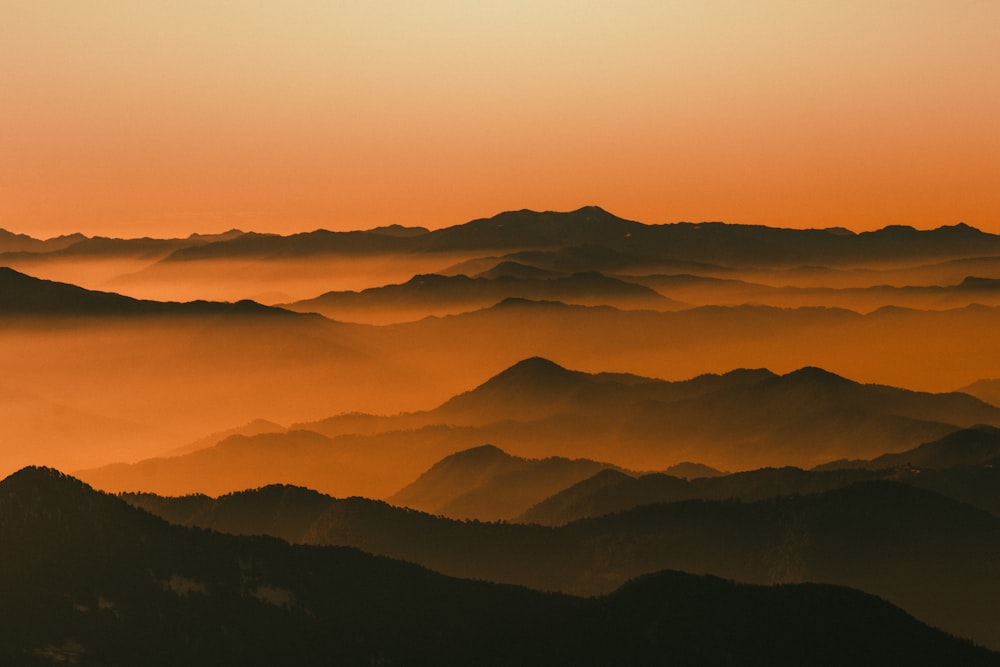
[4,1,998,237]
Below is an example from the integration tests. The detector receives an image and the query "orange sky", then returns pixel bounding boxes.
[2,1,998,238]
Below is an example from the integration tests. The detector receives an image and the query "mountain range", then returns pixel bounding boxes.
[122,473,1000,651]
[77,357,1000,496]
[16,206,987,266]
[7,467,995,665]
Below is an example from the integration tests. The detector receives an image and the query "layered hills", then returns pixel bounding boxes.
[8,467,992,666]
[285,271,681,323]
[77,357,1000,497]
[123,475,1000,651]
[6,207,1000,661]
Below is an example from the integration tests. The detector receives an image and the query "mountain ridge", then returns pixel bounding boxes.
[7,467,993,665]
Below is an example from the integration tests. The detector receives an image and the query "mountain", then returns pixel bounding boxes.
[387,445,619,521]
[664,461,726,479]
[9,468,992,665]
[284,271,680,323]
[816,426,1000,471]
[0,229,85,254]
[164,418,287,457]
[123,476,1000,652]
[630,273,1000,311]
[153,207,1000,267]
[518,466,885,526]
[961,379,1000,407]
[355,297,1000,398]
[427,356,774,427]
[0,229,247,260]
[0,266,302,318]
[82,358,1000,499]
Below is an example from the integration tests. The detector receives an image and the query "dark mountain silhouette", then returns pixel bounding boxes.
[518,466,886,526]
[664,461,726,479]
[124,476,1000,652]
[520,427,1000,526]
[82,358,1000,498]
[8,468,991,666]
[816,425,1000,471]
[364,223,430,237]
[429,356,775,427]
[152,207,1000,267]
[165,418,288,457]
[356,296,1000,397]
[284,270,680,322]
[0,229,86,254]
[0,229,246,261]
[630,273,1000,311]
[0,266,304,318]
[388,445,620,521]
[162,229,416,261]
[961,379,1000,407]
[474,260,562,280]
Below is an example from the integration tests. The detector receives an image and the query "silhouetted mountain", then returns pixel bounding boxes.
[162,229,416,261]
[0,266,303,318]
[365,224,430,237]
[961,379,1000,407]
[474,260,562,280]
[664,462,726,479]
[816,426,1000,471]
[84,358,1000,498]
[149,207,1000,267]
[285,271,679,322]
[388,445,619,520]
[125,476,1000,652]
[165,418,287,457]
[9,468,990,666]
[356,296,1000,404]
[629,272,1000,311]
[430,356,775,427]
[518,466,884,526]
[0,229,85,254]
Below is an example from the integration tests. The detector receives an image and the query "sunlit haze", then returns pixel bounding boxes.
[3,1,998,238]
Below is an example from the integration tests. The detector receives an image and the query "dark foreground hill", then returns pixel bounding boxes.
[126,478,1000,652]
[5,469,994,666]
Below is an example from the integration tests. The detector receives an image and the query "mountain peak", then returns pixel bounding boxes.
[781,366,852,385]
[2,465,75,489]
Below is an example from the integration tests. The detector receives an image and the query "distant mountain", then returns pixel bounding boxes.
[0,229,247,260]
[961,379,1000,407]
[84,358,1000,499]
[521,427,1000,527]
[518,466,885,526]
[0,229,85,254]
[10,468,991,666]
[164,418,287,457]
[125,476,1000,652]
[816,426,1000,471]
[474,260,562,280]
[431,358,1000,468]
[428,356,775,427]
[388,445,620,521]
[664,461,726,479]
[0,266,302,318]
[629,273,1000,311]
[144,207,1000,267]
[365,224,430,238]
[285,271,680,323]
[360,300,1000,428]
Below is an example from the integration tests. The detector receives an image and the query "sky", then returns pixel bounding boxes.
[2,1,999,238]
